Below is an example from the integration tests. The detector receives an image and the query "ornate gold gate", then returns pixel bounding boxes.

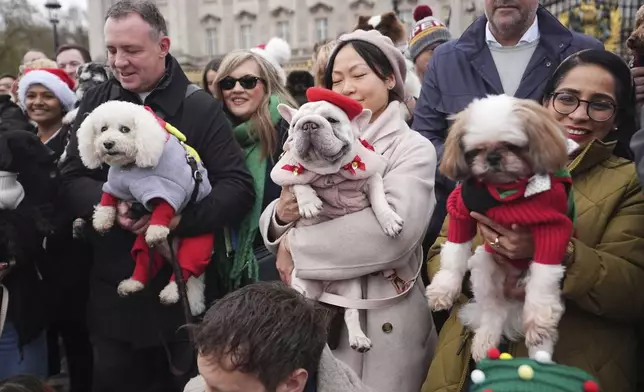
[541,0,641,57]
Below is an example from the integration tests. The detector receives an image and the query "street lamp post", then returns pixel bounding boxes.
[44,0,62,52]
[392,0,400,16]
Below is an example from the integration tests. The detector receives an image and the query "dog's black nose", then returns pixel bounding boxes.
[103,141,115,150]
[301,121,319,132]
[486,151,502,166]
[627,36,635,49]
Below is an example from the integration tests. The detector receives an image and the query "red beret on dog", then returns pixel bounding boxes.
[305,87,363,120]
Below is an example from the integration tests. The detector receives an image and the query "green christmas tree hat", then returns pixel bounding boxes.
[470,348,600,392]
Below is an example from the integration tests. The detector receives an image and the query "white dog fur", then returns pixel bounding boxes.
[77,100,207,316]
[426,95,571,361]
[272,97,404,353]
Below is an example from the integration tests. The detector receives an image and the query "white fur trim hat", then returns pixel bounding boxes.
[251,37,292,85]
[0,171,25,210]
[18,68,77,112]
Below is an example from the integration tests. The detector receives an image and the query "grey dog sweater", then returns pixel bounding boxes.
[103,136,211,212]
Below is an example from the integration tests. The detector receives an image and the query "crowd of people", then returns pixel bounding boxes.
[1,0,644,391]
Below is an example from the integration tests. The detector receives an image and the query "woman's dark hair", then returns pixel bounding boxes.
[286,71,315,106]
[0,375,54,392]
[202,58,222,94]
[542,49,637,160]
[323,40,402,103]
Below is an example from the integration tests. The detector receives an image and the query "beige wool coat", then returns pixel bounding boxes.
[260,101,438,392]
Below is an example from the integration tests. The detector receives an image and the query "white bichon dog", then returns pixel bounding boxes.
[77,100,213,316]
[271,87,404,353]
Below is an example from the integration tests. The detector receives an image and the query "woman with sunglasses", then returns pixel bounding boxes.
[212,50,297,287]
[423,49,644,392]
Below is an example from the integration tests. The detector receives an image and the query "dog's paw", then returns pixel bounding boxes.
[425,270,462,311]
[186,276,206,316]
[523,300,563,349]
[471,331,500,362]
[159,281,180,305]
[117,278,144,297]
[145,225,170,246]
[93,206,116,233]
[349,333,373,353]
[380,210,404,237]
[524,312,558,349]
[298,196,323,219]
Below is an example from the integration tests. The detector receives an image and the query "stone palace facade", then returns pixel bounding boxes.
[87,0,481,70]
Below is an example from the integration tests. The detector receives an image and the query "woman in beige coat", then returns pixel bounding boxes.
[259,30,438,392]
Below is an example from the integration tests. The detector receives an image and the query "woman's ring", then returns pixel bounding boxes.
[490,237,501,249]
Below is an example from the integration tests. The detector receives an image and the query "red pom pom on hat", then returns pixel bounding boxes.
[413,5,433,21]
[583,380,600,392]
[305,87,363,120]
[487,347,501,360]
[256,43,266,50]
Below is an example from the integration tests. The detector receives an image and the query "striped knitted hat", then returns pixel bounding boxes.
[408,5,451,62]
[470,348,600,392]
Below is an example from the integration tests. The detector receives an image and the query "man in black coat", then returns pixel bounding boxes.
[58,1,254,391]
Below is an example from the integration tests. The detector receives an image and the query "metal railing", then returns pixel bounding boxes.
[540,0,641,58]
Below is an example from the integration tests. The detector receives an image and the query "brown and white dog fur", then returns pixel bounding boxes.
[272,100,404,353]
[626,5,644,67]
[427,95,572,361]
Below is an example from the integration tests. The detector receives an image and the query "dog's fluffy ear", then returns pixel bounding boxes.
[77,113,103,169]
[352,109,372,131]
[277,104,298,125]
[514,99,568,174]
[133,107,168,168]
[440,109,471,181]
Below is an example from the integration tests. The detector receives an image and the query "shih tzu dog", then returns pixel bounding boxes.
[61,62,113,169]
[426,95,575,361]
[627,5,644,67]
[271,87,404,353]
[62,62,113,126]
[77,100,211,315]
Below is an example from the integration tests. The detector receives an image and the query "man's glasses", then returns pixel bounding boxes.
[219,75,263,91]
[551,92,616,122]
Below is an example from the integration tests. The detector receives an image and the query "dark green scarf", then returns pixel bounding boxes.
[230,95,282,286]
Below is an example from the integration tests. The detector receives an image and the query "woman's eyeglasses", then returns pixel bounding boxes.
[219,75,263,91]
[551,92,616,122]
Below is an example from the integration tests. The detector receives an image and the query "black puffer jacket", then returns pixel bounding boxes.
[0,95,31,132]
[59,55,254,347]
[0,130,59,347]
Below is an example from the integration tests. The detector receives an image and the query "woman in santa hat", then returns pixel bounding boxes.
[18,68,76,158]
[16,68,94,392]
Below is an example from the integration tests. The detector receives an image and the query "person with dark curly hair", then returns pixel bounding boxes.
[184,282,372,392]
[0,375,55,392]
